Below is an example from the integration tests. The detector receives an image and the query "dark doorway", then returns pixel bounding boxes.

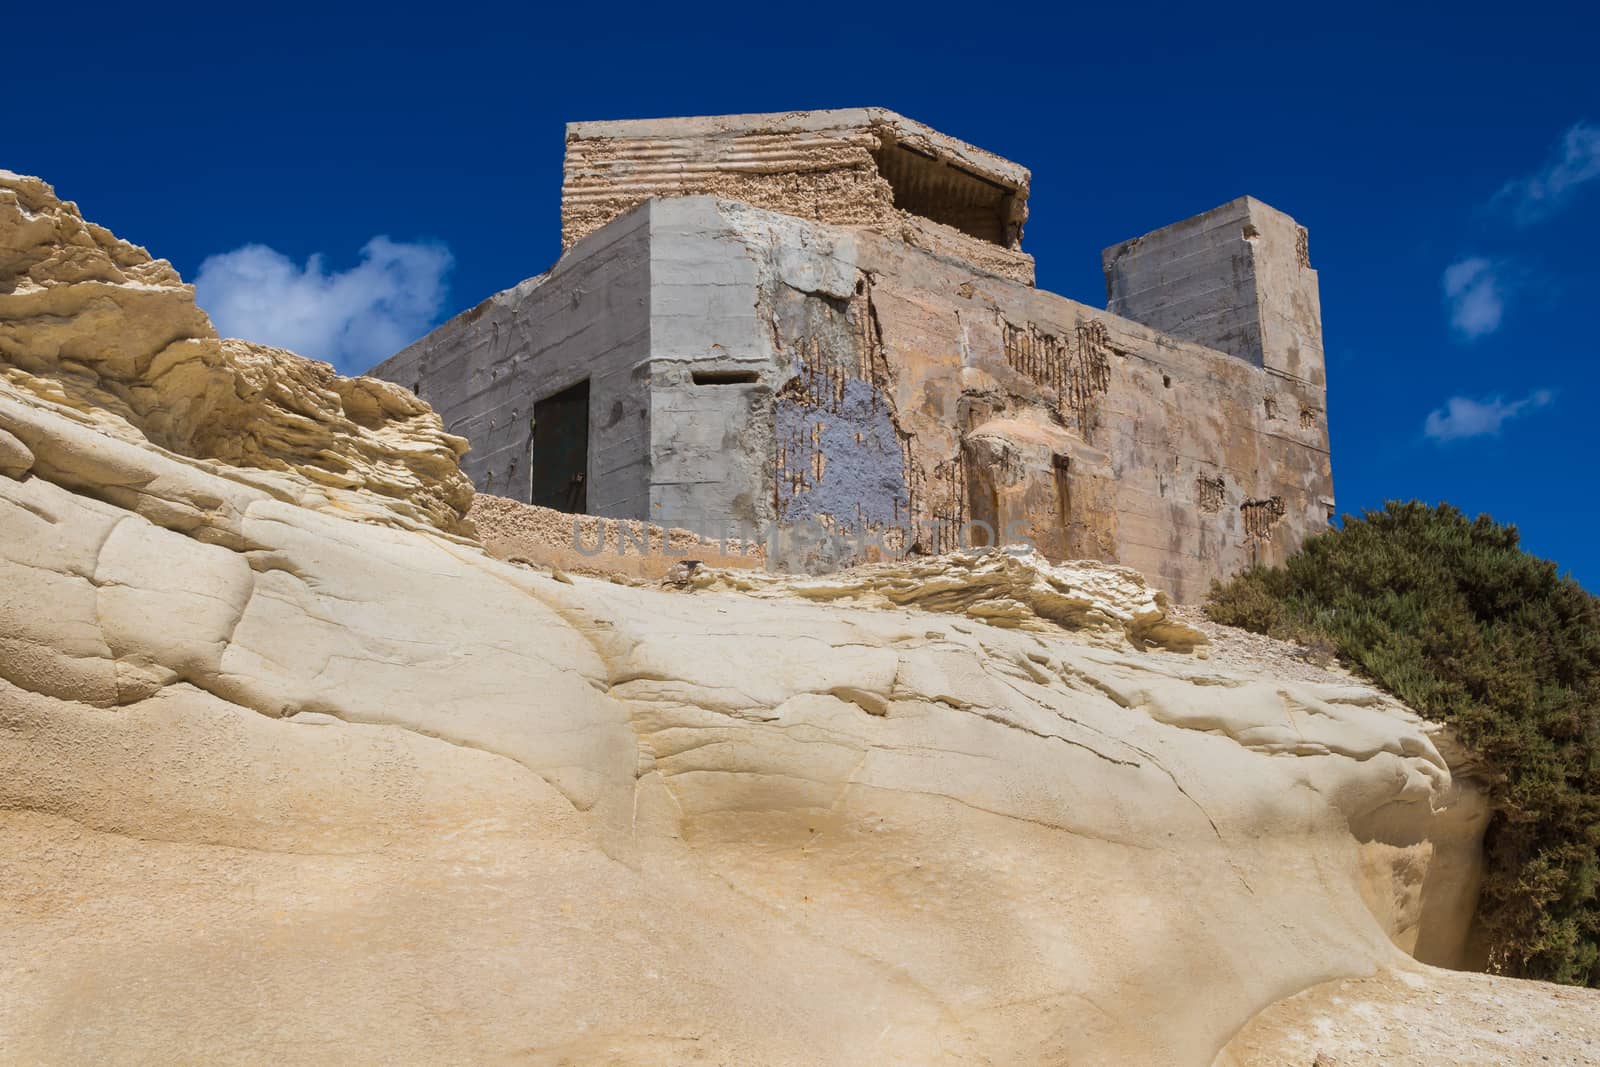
[531,379,589,513]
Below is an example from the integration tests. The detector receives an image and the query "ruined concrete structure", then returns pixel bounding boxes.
[374,109,1334,601]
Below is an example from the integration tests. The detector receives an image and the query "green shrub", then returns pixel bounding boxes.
[1206,500,1600,984]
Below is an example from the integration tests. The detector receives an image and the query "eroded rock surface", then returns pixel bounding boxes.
[1216,964,1600,1066]
[3,170,1593,1065]
[0,170,472,534]
[0,378,1490,1062]
[0,348,1497,1062]
[687,547,1208,649]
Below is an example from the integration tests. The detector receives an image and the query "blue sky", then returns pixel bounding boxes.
[7,1,1598,588]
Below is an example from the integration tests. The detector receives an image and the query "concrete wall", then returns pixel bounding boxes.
[663,197,1332,600]
[643,198,784,537]
[371,208,654,519]
[382,192,1333,602]
[1102,196,1325,388]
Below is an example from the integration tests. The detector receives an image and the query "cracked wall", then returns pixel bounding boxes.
[697,197,1332,600]
[770,274,916,566]
[1001,319,1113,441]
[382,193,1332,602]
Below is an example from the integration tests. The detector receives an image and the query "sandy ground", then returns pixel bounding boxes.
[1217,964,1600,1066]
[1169,603,1357,685]
[468,493,765,581]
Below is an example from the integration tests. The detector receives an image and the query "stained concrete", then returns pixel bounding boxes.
[374,206,653,517]
[1104,196,1325,387]
[374,111,1335,601]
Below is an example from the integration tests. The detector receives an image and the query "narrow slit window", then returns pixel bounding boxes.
[691,369,760,386]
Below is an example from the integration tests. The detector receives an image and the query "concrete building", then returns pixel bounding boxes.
[373,108,1334,601]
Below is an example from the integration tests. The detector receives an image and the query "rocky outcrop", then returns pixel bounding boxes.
[688,547,1209,649]
[0,170,473,534]
[469,492,768,581]
[1217,965,1600,1066]
[0,342,1501,1061]
[3,170,1595,1065]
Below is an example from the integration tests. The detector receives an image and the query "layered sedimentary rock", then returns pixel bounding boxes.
[687,548,1210,650]
[0,170,473,534]
[0,365,1496,1061]
[5,172,1597,1065]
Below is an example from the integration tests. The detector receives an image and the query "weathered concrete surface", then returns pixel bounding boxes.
[374,207,653,513]
[562,108,1035,284]
[379,111,1335,601]
[1104,195,1326,388]
[664,196,1330,600]
[469,492,766,581]
[381,193,1332,600]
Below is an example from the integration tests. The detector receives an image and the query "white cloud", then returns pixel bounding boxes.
[1493,121,1600,224]
[194,237,453,372]
[1423,389,1554,443]
[1441,256,1506,339]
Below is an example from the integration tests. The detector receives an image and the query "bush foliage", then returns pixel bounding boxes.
[1205,500,1600,984]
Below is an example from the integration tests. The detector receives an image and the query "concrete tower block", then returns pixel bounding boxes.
[1102,196,1324,387]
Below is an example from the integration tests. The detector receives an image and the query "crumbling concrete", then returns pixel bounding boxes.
[561,108,1034,284]
[373,109,1335,602]
[469,493,765,582]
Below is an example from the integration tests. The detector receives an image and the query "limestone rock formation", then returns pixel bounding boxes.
[0,170,473,534]
[688,547,1210,649]
[4,172,1598,1065]
[1217,966,1600,1065]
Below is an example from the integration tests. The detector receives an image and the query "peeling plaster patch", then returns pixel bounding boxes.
[1241,497,1287,543]
[1001,318,1113,438]
[725,201,861,300]
[775,377,910,532]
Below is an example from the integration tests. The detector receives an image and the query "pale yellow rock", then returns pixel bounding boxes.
[0,425,31,477]
[689,547,1209,648]
[1216,964,1600,1066]
[0,166,1591,1066]
[0,170,473,534]
[0,380,1501,1064]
